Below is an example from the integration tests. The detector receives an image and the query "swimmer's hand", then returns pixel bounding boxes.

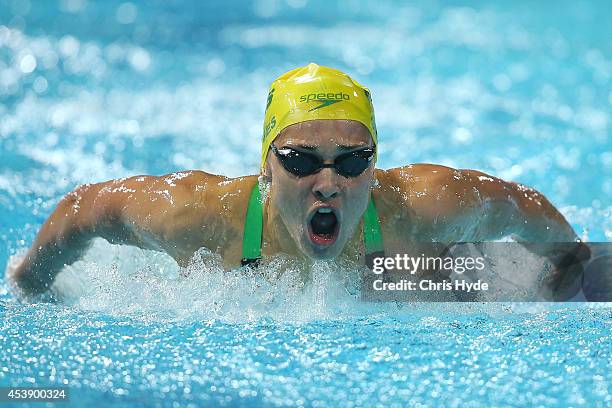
[581,244,612,301]
[536,242,591,301]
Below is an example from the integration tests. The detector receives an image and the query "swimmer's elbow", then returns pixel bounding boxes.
[10,182,130,298]
[64,181,170,253]
[63,182,120,236]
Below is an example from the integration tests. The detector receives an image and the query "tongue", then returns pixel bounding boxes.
[311,212,337,236]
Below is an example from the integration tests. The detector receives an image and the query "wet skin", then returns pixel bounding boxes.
[9,120,585,298]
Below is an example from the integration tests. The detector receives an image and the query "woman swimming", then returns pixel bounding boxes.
[8,63,589,299]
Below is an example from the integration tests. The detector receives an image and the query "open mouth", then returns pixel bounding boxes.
[308,207,339,246]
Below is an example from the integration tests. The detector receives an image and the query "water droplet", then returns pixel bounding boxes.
[19,53,36,74]
[116,2,138,24]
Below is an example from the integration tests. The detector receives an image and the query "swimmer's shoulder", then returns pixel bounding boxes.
[146,170,258,217]
[375,163,460,214]
[116,170,256,203]
[111,171,258,266]
[109,170,258,231]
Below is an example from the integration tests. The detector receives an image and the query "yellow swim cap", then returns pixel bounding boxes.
[261,63,377,170]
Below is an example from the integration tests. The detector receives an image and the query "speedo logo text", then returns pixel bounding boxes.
[300,92,350,111]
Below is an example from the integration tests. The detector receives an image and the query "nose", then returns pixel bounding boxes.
[312,167,340,200]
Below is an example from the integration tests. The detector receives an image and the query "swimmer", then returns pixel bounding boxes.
[8,63,591,300]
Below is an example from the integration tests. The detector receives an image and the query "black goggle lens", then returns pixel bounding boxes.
[335,151,373,177]
[271,145,374,178]
[284,151,319,175]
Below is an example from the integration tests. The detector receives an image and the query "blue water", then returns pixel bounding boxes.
[1,0,611,407]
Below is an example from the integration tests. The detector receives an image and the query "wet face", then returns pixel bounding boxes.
[264,119,375,260]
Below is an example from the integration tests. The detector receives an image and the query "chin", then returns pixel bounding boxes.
[299,236,344,261]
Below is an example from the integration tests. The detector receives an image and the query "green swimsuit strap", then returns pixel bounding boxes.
[241,182,264,266]
[362,195,385,270]
[241,183,385,267]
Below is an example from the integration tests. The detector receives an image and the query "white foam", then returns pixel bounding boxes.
[0,239,591,324]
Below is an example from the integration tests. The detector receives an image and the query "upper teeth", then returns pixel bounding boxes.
[317,208,333,213]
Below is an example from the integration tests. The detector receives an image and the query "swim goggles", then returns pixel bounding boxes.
[270,144,375,177]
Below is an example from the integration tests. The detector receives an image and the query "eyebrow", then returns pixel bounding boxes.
[284,143,371,151]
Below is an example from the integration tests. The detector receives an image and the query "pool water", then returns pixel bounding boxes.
[1,0,610,406]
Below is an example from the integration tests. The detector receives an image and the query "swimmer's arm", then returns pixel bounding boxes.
[95,172,247,268]
[412,166,588,298]
[468,171,591,299]
[386,165,577,241]
[392,165,577,241]
[9,182,120,295]
[388,164,588,299]
[10,173,219,295]
[460,169,578,242]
